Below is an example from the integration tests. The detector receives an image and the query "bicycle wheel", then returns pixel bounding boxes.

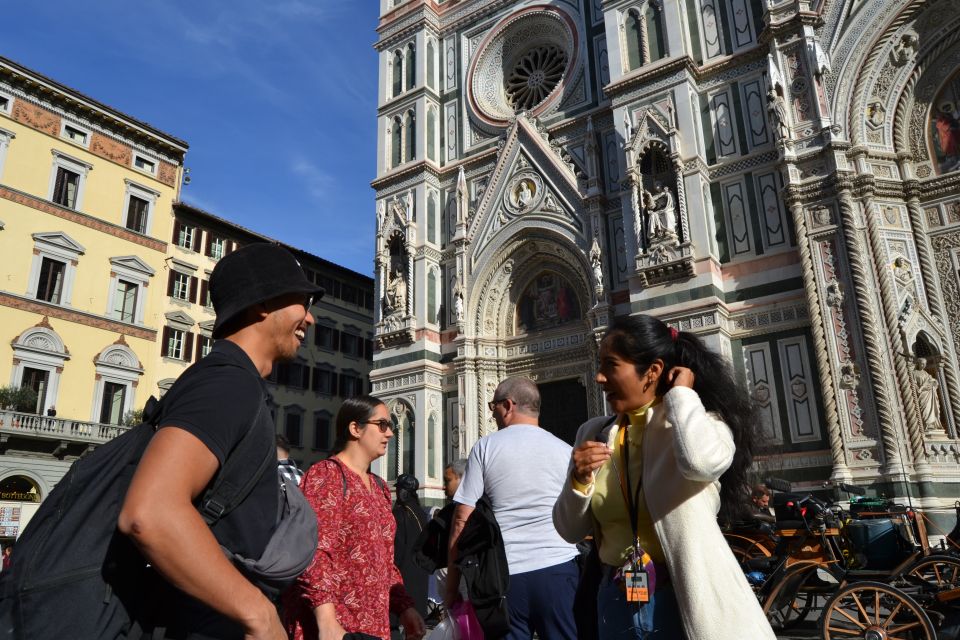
[904,554,960,592]
[820,580,937,640]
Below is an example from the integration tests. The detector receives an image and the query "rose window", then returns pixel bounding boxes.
[505,45,568,111]
[467,7,578,127]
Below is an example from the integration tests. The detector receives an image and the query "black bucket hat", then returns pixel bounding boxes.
[210,242,324,338]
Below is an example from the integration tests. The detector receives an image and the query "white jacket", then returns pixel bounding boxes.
[552,386,775,640]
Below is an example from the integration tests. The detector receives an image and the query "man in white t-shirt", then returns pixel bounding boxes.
[445,377,578,640]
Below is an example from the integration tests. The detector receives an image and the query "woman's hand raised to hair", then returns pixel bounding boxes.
[666,366,695,389]
[572,441,612,486]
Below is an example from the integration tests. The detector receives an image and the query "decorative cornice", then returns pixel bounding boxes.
[0,291,156,341]
[0,185,167,253]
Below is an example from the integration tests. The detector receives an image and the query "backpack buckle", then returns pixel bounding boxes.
[201,497,227,521]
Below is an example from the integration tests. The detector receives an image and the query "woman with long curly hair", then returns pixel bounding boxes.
[553,315,773,639]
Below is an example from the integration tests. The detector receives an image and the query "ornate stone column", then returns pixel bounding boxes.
[786,195,850,481]
[835,186,905,477]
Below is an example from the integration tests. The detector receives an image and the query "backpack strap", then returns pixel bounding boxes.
[195,365,273,525]
[198,398,273,524]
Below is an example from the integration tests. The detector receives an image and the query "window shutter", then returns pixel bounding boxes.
[189,277,198,303]
[161,326,170,357]
[195,336,204,361]
[184,332,194,362]
[166,271,175,297]
[193,228,203,252]
[331,372,339,396]
[199,280,208,307]
[205,233,213,256]
[365,339,373,361]
[301,366,311,389]
[227,241,237,254]
[333,329,341,351]
[172,220,181,243]
[311,367,319,392]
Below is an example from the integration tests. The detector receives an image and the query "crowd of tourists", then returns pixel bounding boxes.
[0,243,775,640]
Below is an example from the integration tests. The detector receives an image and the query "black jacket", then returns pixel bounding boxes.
[455,497,510,639]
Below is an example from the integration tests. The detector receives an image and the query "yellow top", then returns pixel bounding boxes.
[574,399,664,566]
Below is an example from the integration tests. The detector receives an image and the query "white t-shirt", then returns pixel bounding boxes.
[453,424,578,575]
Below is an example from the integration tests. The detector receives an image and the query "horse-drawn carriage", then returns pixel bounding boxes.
[724,480,960,639]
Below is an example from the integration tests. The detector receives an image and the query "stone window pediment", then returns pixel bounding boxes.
[164,310,195,328]
[110,255,155,278]
[198,319,216,333]
[170,258,199,274]
[14,326,69,358]
[95,343,143,374]
[32,231,85,258]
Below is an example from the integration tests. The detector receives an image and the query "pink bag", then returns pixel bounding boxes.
[449,600,483,640]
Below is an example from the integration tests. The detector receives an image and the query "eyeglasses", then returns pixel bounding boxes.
[487,398,511,412]
[301,295,314,310]
[366,419,393,433]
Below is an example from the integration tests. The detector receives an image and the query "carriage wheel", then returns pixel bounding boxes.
[904,555,960,592]
[820,581,936,640]
[764,567,816,631]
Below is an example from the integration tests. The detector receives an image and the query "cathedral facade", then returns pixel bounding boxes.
[372,0,960,508]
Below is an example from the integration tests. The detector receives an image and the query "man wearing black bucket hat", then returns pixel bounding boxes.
[118,243,324,639]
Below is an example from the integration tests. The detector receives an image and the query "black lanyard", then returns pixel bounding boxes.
[615,419,643,544]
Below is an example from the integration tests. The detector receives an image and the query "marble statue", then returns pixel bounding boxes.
[453,285,464,323]
[767,89,788,142]
[912,357,944,433]
[385,269,407,314]
[642,181,677,240]
[589,236,604,297]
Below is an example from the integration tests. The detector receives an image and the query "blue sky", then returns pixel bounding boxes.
[6,1,381,276]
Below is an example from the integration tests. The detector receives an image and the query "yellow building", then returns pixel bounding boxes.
[0,55,186,538]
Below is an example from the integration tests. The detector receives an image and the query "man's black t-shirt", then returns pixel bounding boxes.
[148,339,279,636]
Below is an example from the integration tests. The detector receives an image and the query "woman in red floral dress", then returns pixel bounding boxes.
[284,396,426,640]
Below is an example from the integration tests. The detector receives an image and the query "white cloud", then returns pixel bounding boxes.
[290,156,334,201]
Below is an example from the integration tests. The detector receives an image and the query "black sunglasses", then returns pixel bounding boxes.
[487,398,511,411]
[366,419,393,433]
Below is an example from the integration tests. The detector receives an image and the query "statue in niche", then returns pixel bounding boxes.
[589,236,604,298]
[512,179,535,209]
[767,89,789,142]
[642,181,678,240]
[376,201,386,234]
[839,361,860,389]
[384,268,407,315]
[912,357,944,433]
[453,283,464,324]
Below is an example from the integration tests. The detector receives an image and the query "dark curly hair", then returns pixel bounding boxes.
[604,314,757,524]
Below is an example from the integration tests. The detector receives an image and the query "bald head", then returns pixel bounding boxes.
[495,377,541,417]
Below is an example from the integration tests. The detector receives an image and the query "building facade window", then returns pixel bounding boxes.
[196,335,213,360]
[114,280,137,323]
[170,272,190,301]
[392,50,403,97]
[173,221,201,251]
[426,39,436,90]
[10,326,68,415]
[0,90,11,115]
[405,43,416,90]
[27,232,84,307]
[48,151,91,210]
[313,412,332,451]
[99,381,127,425]
[391,116,403,168]
[133,154,157,175]
[285,409,304,447]
[0,127,15,181]
[164,328,186,360]
[404,110,416,162]
[206,235,230,260]
[427,106,437,163]
[122,181,160,236]
[314,324,339,350]
[61,122,89,147]
[91,342,143,425]
[36,257,66,303]
[106,256,153,325]
[340,332,363,358]
[311,367,337,395]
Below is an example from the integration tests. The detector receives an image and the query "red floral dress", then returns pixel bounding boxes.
[283,458,414,640]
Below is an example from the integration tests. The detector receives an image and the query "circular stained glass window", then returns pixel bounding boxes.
[506,45,568,111]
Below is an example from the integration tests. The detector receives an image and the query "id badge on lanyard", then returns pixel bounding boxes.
[612,421,654,604]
